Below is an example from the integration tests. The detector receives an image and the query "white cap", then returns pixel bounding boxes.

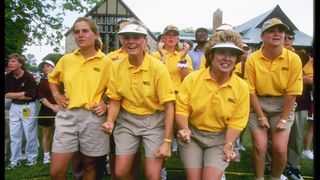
[40,60,55,67]
[215,24,234,32]
[210,42,244,55]
[118,23,147,35]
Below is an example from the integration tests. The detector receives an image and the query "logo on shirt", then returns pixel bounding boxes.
[281,67,289,71]
[142,81,150,86]
[93,67,101,72]
[227,97,237,104]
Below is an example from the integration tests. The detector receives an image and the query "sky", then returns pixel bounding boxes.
[24,0,314,64]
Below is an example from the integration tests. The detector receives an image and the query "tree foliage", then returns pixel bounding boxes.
[5,0,103,60]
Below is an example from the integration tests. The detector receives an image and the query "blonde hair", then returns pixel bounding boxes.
[204,30,244,68]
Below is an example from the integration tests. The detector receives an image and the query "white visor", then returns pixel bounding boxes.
[118,24,147,35]
[210,42,244,55]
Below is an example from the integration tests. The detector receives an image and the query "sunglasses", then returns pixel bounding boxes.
[285,35,295,40]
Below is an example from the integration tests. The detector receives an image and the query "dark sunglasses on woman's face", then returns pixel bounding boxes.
[285,35,294,40]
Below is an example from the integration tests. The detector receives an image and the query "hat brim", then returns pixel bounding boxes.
[262,24,289,34]
[40,60,55,68]
[118,31,147,35]
[211,42,244,55]
[163,30,179,35]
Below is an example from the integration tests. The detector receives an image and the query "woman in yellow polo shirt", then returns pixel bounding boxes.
[102,21,176,179]
[175,30,250,179]
[245,18,302,180]
[151,25,193,94]
[48,17,112,179]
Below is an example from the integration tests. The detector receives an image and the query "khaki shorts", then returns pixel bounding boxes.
[248,96,295,134]
[52,108,110,156]
[114,109,165,157]
[178,126,229,170]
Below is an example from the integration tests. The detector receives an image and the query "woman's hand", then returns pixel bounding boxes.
[53,93,69,110]
[258,117,270,129]
[177,128,191,143]
[222,143,237,162]
[156,141,172,160]
[275,119,287,131]
[91,102,108,116]
[102,121,114,135]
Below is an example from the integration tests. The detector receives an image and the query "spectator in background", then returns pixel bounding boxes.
[102,21,176,180]
[175,29,249,180]
[5,53,39,169]
[283,50,313,180]
[301,51,314,161]
[152,24,193,94]
[37,60,60,165]
[48,17,112,179]
[5,62,12,161]
[283,29,295,51]
[246,18,302,180]
[188,27,208,70]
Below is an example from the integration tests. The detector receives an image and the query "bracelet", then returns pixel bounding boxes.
[258,117,266,121]
[280,119,287,123]
[177,61,188,68]
[53,92,60,97]
[164,138,172,143]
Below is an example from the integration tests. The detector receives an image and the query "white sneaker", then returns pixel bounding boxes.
[21,153,26,160]
[161,167,167,180]
[221,173,226,180]
[43,155,50,164]
[301,150,313,160]
[239,143,246,151]
[280,174,288,180]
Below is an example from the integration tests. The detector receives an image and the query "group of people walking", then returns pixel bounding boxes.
[5,16,313,180]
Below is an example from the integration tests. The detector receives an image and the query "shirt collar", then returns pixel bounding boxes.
[203,67,237,88]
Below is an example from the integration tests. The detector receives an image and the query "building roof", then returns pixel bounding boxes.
[234,5,312,47]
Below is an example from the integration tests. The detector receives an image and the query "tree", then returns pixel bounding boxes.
[5,0,103,60]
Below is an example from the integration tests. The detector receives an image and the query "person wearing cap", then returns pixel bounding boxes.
[105,18,142,180]
[5,53,39,170]
[48,17,112,179]
[245,17,302,180]
[283,29,295,51]
[198,23,235,70]
[175,30,249,179]
[37,60,60,165]
[151,24,193,94]
[188,27,208,70]
[102,20,176,180]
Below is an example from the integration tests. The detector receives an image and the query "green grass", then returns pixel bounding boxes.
[5,127,314,179]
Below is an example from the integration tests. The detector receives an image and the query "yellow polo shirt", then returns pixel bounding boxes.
[105,47,128,61]
[151,50,193,92]
[303,58,313,76]
[199,56,206,70]
[176,68,250,132]
[245,46,303,96]
[107,53,176,115]
[48,49,113,110]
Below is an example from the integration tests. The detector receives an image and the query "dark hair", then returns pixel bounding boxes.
[72,17,101,51]
[295,50,310,67]
[8,53,25,68]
